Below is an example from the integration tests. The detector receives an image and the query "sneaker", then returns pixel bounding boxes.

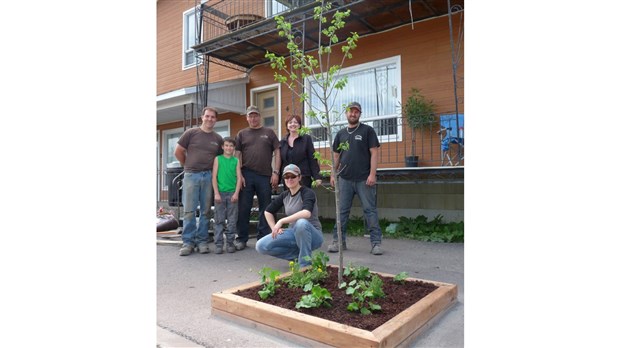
[234,240,247,251]
[327,240,347,253]
[226,244,236,253]
[179,244,194,256]
[197,243,210,254]
[214,246,223,254]
[371,244,383,255]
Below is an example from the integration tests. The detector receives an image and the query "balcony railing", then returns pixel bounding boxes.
[311,114,464,169]
[156,113,463,205]
[202,0,315,42]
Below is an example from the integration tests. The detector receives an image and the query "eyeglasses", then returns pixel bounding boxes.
[283,175,298,180]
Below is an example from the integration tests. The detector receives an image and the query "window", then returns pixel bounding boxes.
[262,96,275,109]
[266,0,315,17]
[305,56,402,146]
[183,7,201,69]
[214,119,231,138]
[263,116,275,129]
[162,127,184,189]
[266,0,288,17]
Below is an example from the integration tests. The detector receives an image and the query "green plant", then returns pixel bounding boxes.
[320,215,464,243]
[392,215,464,243]
[284,252,330,290]
[393,272,408,284]
[319,216,391,237]
[343,262,371,281]
[257,267,281,300]
[266,0,360,285]
[341,274,385,315]
[402,87,437,156]
[296,284,333,309]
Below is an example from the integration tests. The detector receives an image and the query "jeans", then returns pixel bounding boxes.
[236,168,272,243]
[181,171,213,246]
[213,191,238,247]
[255,219,324,267]
[332,177,382,245]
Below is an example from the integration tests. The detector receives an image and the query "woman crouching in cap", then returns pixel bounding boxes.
[255,164,324,267]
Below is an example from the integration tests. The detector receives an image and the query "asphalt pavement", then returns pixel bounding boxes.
[157,234,464,347]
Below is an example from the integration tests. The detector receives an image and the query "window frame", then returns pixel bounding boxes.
[214,119,231,138]
[162,127,184,190]
[304,55,402,147]
[182,6,202,70]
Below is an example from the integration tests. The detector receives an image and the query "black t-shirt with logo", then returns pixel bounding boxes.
[331,123,380,181]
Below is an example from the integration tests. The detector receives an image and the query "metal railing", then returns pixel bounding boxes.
[311,114,464,169]
[157,114,464,205]
[201,0,315,42]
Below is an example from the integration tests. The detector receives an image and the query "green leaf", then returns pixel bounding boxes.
[369,303,381,311]
[347,303,359,312]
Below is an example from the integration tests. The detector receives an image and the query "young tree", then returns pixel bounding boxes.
[265,0,359,284]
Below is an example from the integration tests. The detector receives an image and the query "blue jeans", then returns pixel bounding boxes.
[332,177,382,245]
[255,219,324,267]
[236,168,272,243]
[181,171,213,246]
[213,191,238,247]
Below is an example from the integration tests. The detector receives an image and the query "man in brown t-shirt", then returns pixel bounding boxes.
[175,106,224,256]
[234,105,281,250]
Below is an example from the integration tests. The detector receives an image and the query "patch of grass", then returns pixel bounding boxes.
[320,214,463,243]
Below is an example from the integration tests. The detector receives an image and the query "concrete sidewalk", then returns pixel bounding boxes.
[157,235,464,347]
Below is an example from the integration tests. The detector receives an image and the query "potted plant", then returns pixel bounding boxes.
[402,87,436,167]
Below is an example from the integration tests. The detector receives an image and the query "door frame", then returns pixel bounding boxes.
[250,83,281,137]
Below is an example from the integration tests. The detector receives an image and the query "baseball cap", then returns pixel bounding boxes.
[347,101,362,112]
[282,164,301,177]
[246,105,260,115]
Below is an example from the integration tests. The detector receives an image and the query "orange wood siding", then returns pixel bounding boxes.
[158,3,464,168]
[157,0,247,96]
[246,17,464,168]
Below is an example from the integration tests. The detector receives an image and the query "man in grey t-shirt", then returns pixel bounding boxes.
[175,106,224,256]
[233,105,281,250]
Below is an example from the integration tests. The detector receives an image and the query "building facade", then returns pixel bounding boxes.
[157,0,464,221]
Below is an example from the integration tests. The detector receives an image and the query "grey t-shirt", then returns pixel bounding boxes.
[265,186,322,231]
[177,128,224,172]
[235,127,279,176]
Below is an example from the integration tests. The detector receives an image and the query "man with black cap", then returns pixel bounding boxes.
[328,101,384,255]
[234,105,281,250]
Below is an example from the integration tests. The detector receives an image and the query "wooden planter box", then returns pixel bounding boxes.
[212,268,457,347]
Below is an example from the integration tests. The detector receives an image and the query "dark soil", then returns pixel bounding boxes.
[234,266,438,331]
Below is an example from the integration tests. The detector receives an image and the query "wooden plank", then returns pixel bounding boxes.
[156,240,182,245]
[157,229,181,235]
[213,293,379,347]
[373,284,457,346]
[212,268,458,348]
[212,308,333,348]
[394,298,457,348]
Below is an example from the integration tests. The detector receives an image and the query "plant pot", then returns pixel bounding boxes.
[405,155,418,167]
[212,267,457,347]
